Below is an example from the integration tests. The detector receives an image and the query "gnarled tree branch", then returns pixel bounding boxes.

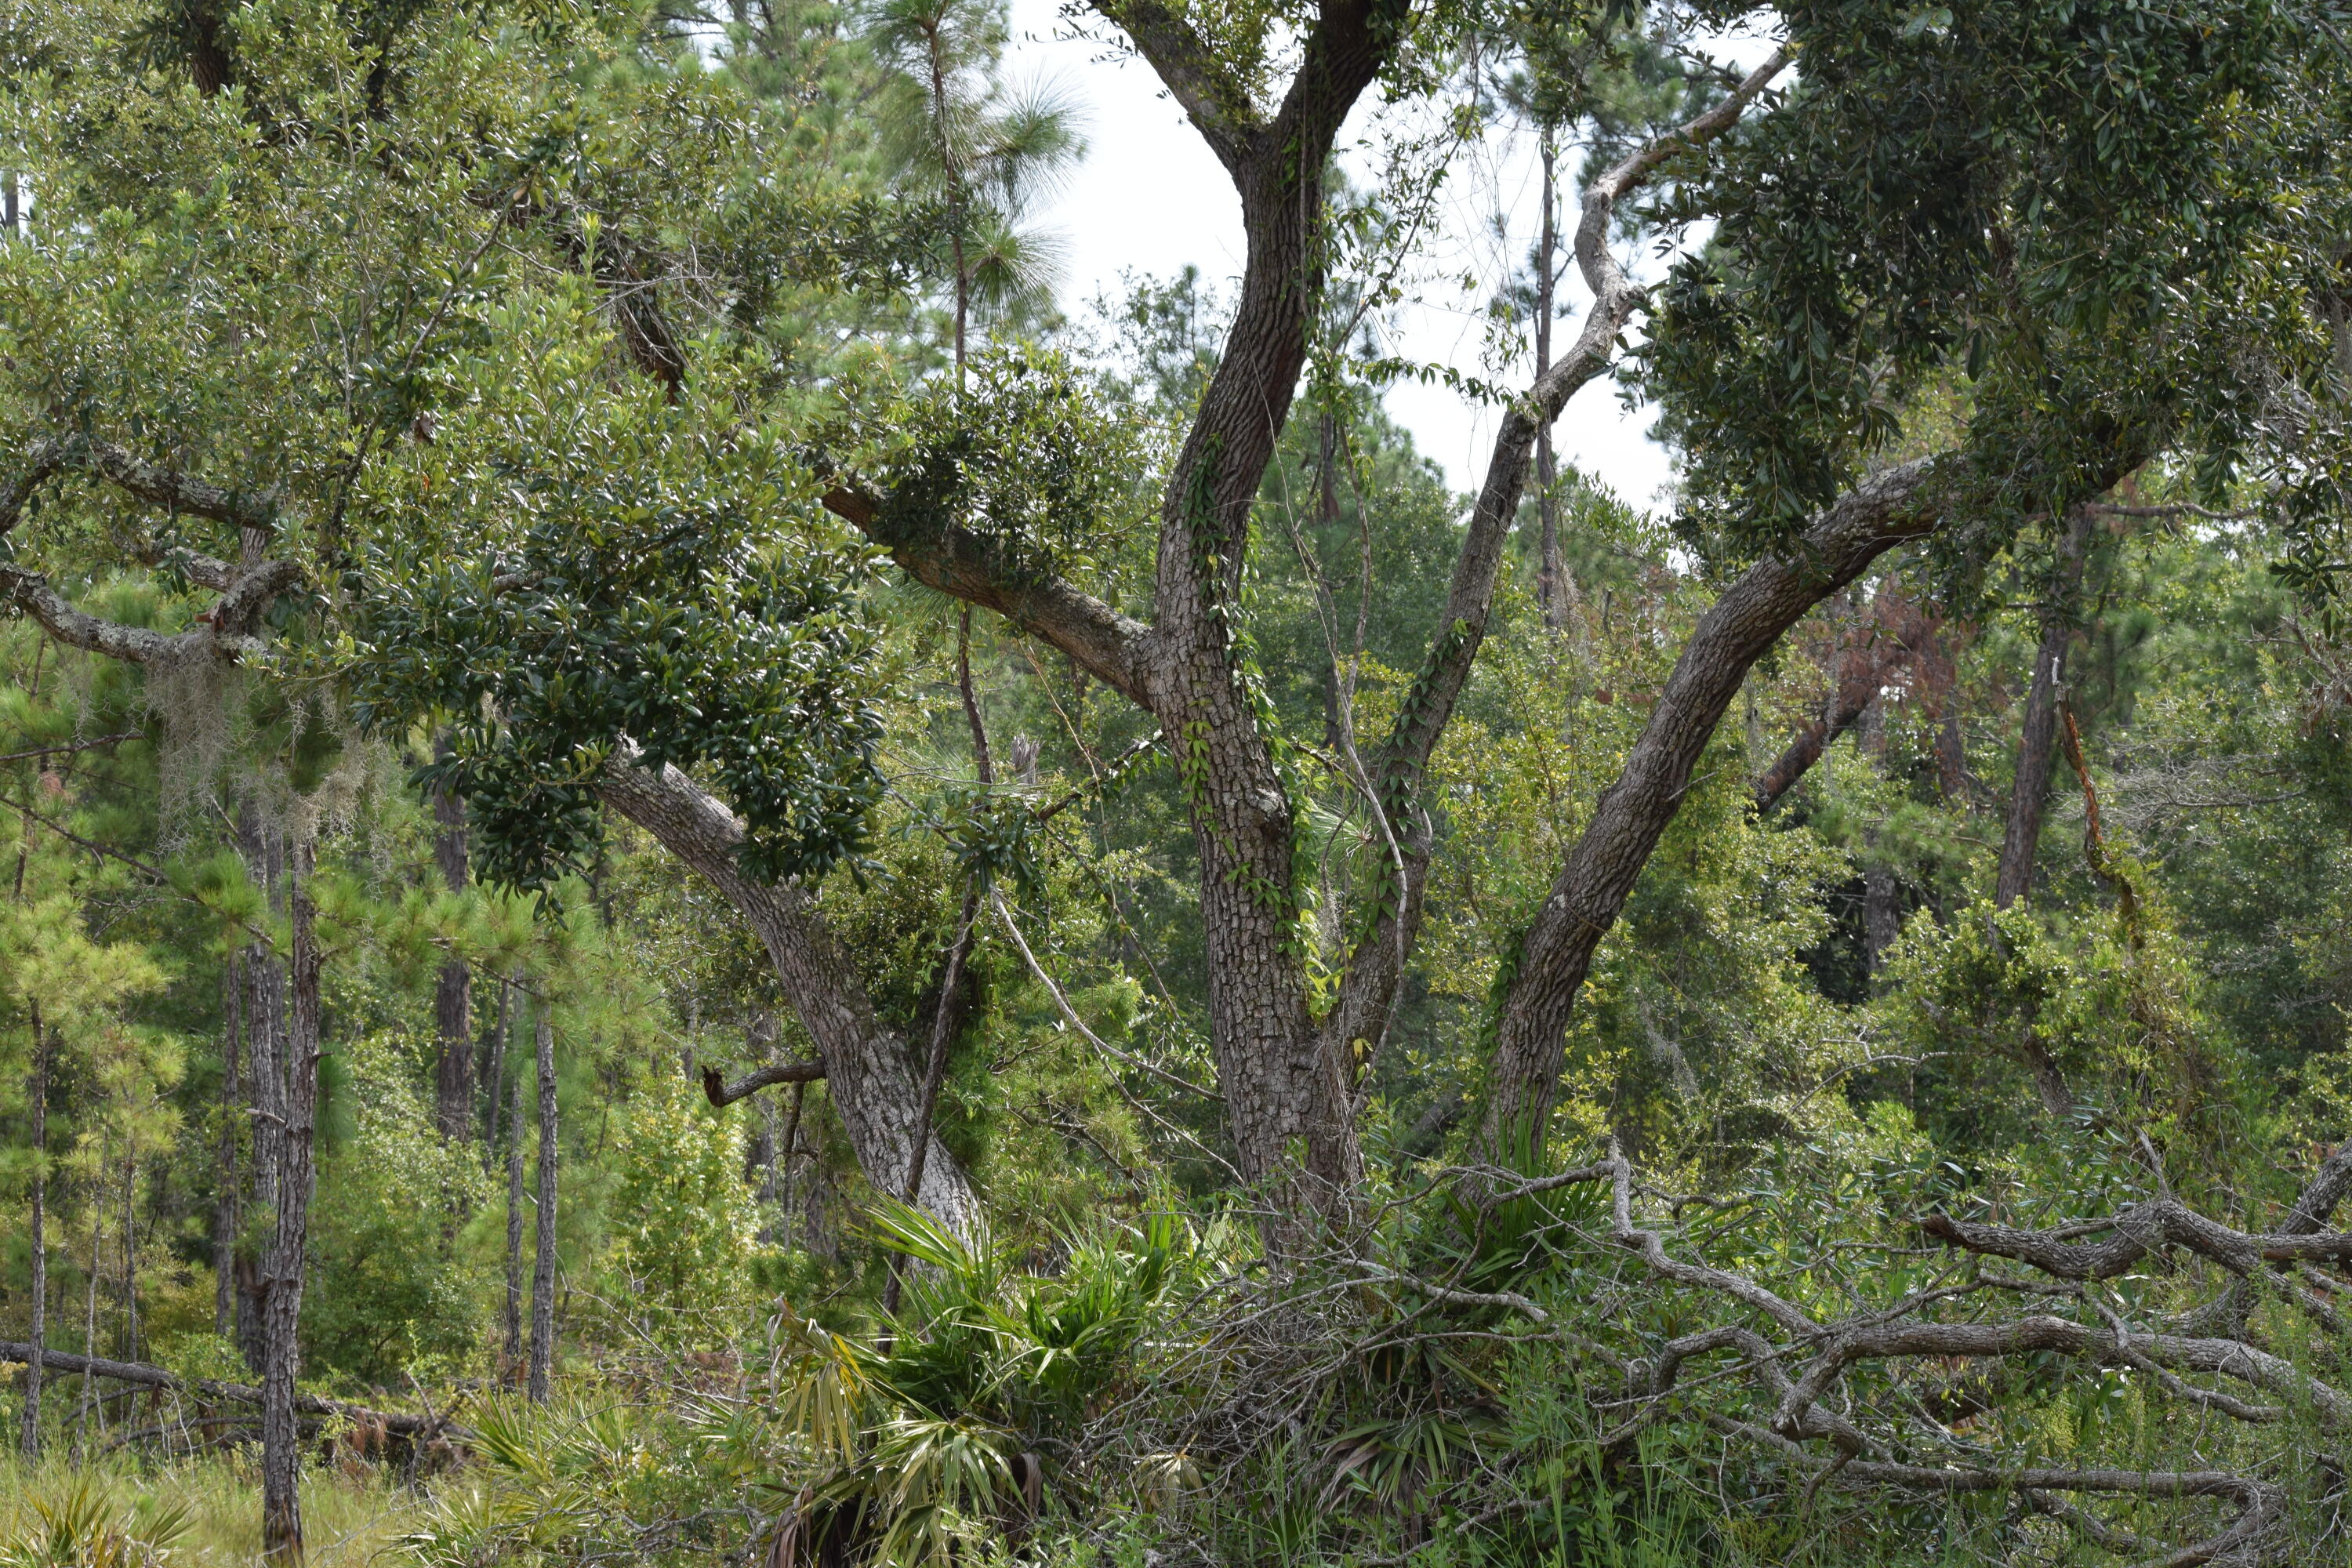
[597,744,982,1234]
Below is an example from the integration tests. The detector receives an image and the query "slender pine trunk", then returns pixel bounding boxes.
[20,1000,46,1458]
[481,977,512,1174]
[432,744,473,1142]
[261,832,321,1564]
[77,1165,101,1457]
[503,1066,524,1376]
[216,956,241,1335]
[238,804,287,1375]
[528,1014,557,1403]
[118,1152,138,1363]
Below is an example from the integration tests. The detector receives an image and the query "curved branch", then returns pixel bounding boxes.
[1922,1201,2352,1279]
[596,746,982,1234]
[1484,456,1945,1141]
[818,483,1158,710]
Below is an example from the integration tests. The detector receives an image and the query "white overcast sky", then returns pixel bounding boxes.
[999,0,1704,510]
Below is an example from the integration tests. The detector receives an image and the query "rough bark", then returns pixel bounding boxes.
[596,750,982,1235]
[260,833,320,1564]
[1996,510,2095,909]
[20,1001,46,1458]
[528,1014,557,1404]
[431,751,473,1142]
[503,1066,524,1375]
[1486,459,1944,1144]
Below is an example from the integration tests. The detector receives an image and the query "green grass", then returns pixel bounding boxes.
[0,1450,428,1566]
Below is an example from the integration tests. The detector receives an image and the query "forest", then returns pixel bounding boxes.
[3,0,2352,1562]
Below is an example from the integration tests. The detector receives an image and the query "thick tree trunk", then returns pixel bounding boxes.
[528,1014,557,1403]
[596,753,982,1235]
[432,756,473,1143]
[20,1000,45,1458]
[1996,511,2095,910]
[1486,460,1943,1145]
[503,1066,524,1376]
[260,833,321,1565]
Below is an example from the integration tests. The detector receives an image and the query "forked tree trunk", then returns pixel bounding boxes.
[528,1014,557,1403]
[1994,511,2096,1118]
[260,831,321,1564]
[19,1000,46,1458]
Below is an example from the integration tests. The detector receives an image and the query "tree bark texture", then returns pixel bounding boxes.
[20,1000,46,1458]
[1117,1,1403,1212]
[815,27,1786,1220]
[260,833,320,1564]
[432,761,474,1142]
[1996,510,2096,911]
[528,1013,557,1404]
[597,752,982,1235]
[1486,459,1943,1145]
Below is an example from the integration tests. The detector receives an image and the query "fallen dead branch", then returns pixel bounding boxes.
[0,1341,469,1443]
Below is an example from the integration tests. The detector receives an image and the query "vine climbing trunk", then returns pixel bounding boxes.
[528,1013,557,1403]
[1993,510,2094,1119]
[260,830,320,1565]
